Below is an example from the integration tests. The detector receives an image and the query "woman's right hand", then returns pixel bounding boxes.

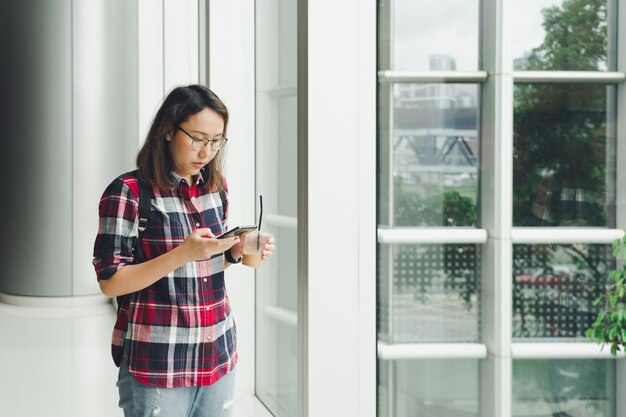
[179,228,240,262]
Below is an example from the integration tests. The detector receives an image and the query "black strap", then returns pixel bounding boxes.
[134,181,152,264]
[218,188,227,218]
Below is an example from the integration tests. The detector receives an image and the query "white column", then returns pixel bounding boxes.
[163,0,199,89]
[138,0,164,146]
[299,0,376,416]
[73,0,140,296]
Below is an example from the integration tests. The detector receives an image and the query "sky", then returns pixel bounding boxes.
[390,0,563,71]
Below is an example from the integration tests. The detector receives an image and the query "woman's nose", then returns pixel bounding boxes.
[198,146,213,159]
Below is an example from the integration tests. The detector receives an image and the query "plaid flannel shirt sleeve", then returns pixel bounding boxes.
[92,178,140,281]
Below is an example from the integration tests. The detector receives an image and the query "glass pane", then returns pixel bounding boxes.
[513,359,615,417]
[512,244,613,340]
[255,0,297,416]
[511,0,614,71]
[378,244,480,343]
[379,83,480,227]
[513,84,616,227]
[379,0,479,71]
[378,359,479,417]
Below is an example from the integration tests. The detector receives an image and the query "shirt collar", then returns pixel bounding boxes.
[168,170,206,187]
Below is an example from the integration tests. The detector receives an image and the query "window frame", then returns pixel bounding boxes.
[377,0,626,416]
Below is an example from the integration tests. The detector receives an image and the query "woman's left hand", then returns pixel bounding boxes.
[229,238,245,260]
[260,236,275,260]
[228,234,276,261]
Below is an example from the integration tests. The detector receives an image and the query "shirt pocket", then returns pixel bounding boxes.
[143,198,191,256]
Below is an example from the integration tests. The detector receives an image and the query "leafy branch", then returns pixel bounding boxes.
[586,236,626,356]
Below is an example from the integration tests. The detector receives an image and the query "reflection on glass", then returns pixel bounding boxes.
[255,0,297,416]
[379,244,480,343]
[513,359,615,417]
[379,0,479,71]
[512,244,613,340]
[513,83,616,227]
[511,0,611,71]
[378,359,479,417]
[380,83,479,227]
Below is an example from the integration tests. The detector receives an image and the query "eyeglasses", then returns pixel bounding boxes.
[177,125,228,151]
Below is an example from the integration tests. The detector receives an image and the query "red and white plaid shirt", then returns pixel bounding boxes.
[93,170,237,388]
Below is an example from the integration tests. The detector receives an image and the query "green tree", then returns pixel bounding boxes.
[524,0,606,71]
[512,0,611,344]
[394,180,479,308]
[513,0,609,227]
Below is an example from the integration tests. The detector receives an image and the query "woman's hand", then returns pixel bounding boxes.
[179,228,240,262]
[260,235,275,260]
[237,234,275,260]
[228,238,245,260]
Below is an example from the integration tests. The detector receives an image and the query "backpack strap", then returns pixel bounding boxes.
[218,187,227,219]
[134,181,152,264]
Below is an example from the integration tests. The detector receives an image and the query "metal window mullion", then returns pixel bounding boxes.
[257,85,297,97]
[481,0,514,416]
[379,70,488,83]
[385,63,396,347]
[378,227,488,244]
[385,75,396,417]
[384,2,396,415]
[511,343,626,359]
[615,3,626,416]
[264,213,297,230]
[510,228,624,244]
[512,71,625,83]
[378,342,488,360]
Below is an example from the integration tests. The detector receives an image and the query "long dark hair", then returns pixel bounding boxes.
[136,84,229,192]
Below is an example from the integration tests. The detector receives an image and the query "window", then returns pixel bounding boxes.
[255,0,298,416]
[377,0,624,416]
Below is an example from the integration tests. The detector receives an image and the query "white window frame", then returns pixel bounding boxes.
[207,1,378,415]
[377,0,626,417]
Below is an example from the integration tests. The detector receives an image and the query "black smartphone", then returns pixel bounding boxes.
[217,225,257,239]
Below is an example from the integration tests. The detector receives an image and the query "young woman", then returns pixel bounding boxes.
[93,84,274,417]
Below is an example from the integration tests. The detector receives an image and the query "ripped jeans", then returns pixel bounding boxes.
[117,356,236,417]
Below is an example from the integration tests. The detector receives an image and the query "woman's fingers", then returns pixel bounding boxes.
[195,227,216,238]
[182,230,240,261]
[261,240,275,260]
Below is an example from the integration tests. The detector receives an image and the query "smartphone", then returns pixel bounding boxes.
[217,225,257,239]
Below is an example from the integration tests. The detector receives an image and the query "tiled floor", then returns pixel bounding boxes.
[0,297,271,417]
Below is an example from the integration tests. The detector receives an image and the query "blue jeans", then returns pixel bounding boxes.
[117,356,236,417]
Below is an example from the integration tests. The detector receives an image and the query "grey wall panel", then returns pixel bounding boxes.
[0,0,73,296]
[72,0,139,296]
[0,0,139,297]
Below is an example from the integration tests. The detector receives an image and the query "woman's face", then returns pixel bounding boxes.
[167,107,225,184]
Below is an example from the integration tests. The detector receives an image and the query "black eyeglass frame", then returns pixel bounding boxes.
[177,125,228,151]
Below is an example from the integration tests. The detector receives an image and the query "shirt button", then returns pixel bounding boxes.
[195,222,200,227]
[203,278,207,282]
